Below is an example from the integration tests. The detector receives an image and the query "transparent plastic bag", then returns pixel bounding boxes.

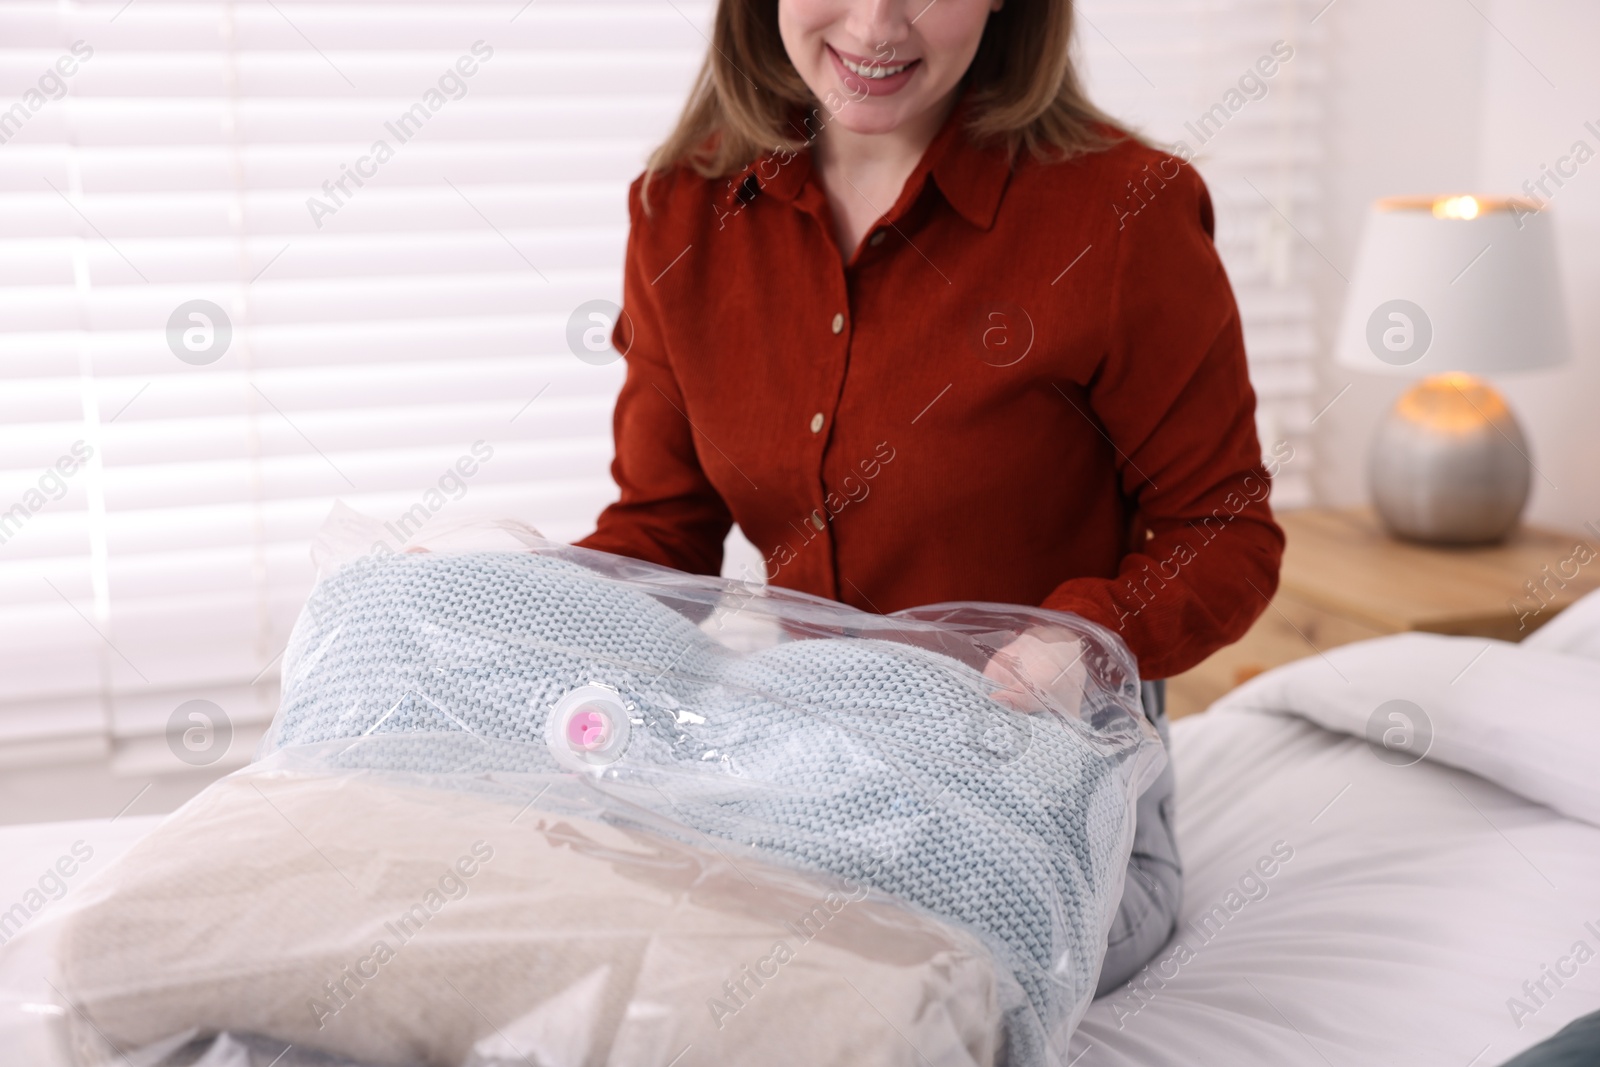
[1,504,1165,1067]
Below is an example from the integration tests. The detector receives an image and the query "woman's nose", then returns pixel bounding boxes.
[845,0,914,54]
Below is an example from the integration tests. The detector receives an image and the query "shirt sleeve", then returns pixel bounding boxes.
[572,175,734,574]
[1040,161,1286,680]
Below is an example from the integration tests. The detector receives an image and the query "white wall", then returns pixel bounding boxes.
[1477,0,1600,535]
[1312,0,1597,535]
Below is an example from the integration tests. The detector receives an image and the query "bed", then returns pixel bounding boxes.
[4,592,1599,1065]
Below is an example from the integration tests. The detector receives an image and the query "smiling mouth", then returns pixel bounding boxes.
[829,45,920,80]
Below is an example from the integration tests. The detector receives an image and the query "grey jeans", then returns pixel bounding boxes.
[1094,679,1182,997]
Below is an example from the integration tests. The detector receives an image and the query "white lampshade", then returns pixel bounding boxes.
[1334,196,1570,377]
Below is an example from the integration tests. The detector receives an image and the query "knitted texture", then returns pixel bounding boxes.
[270,551,1135,1047]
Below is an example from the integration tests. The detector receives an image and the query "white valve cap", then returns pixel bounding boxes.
[545,684,631,774]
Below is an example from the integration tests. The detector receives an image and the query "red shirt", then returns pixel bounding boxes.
[577,101,1284,680]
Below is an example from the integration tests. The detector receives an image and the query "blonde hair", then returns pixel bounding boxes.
[646,0,1133,198]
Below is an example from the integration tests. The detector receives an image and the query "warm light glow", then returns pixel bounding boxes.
[1395,373,1509,434]
[1432,195,1481,220]
[1375,195,1538,216]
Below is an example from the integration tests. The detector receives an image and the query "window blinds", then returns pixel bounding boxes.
[0,0,709,769]
[0,0,1321,772]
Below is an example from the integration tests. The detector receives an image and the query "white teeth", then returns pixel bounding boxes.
[839,55,911,79]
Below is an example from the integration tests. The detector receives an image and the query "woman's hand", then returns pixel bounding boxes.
[981,626,1088,718]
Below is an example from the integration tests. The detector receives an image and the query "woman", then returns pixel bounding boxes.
[577,0,1285,994]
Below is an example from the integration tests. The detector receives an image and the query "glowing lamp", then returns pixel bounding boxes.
[1333,195,1570,543]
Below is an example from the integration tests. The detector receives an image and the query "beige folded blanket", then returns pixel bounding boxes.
[48,769,1000,1066]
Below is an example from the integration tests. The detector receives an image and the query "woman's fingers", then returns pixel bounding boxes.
[982,629,1087,718]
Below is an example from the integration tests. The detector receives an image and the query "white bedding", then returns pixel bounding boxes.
[1073,598,1600,1067]
[1074,705,1600,1066]
[5,596,1600,1065]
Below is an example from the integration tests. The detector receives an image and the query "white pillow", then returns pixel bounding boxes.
[1523,586,1600,660]
[1215,631,1600,828]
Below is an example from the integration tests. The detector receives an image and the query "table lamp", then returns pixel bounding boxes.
[1333,195,1570,544]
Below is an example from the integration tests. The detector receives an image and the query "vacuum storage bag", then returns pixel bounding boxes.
[1,505,1165,1067]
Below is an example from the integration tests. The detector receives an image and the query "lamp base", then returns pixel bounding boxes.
[1368,373,1532,545]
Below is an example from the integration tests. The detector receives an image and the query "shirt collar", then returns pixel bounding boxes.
[927,99,1012,231]
[722,89,1012,231]
[723,125,812,209]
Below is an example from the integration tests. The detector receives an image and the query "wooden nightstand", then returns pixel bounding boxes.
[1165,508,1600,719]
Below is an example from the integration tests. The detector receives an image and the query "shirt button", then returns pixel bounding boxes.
[869,231,885,247]
[810,510,825,531]
[831,312,844,334]
[809,412,824,433]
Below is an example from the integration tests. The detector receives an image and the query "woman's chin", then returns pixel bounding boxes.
[825,99,925,138]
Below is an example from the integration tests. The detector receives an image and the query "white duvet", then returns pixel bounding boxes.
[1073,591,1600,1066]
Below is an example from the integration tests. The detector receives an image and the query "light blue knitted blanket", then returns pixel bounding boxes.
[269,550,1140,1057]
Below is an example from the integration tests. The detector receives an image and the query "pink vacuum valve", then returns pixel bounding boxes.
[567,707,611,750]
[547,685,631,773]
